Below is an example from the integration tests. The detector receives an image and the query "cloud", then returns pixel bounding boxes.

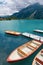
[37,0,43,5]
[0,0,19,16]
[0,6,12,16]
[0,0,43,16]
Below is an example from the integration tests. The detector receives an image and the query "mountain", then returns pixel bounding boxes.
[34,5,43,19]
[0,0,43,16]
[0,3,43,20]
[11,3,43,19]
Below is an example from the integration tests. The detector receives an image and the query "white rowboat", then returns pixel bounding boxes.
[32,49,43,65]
[34,29,43,33]
[7,40,42,62]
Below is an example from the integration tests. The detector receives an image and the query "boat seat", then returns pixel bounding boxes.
[27,43,37,49]
[35,58,43,65]
[41,49,43,56]
[32,40,40,46]
[41,49,43,53]
[17,48,27,57]
[26,45,34,51]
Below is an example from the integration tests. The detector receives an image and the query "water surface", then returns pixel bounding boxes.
[0,20,43,65]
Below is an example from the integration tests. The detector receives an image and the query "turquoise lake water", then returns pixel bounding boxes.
[0,20,43,65]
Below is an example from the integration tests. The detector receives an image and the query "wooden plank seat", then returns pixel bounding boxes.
[35,58,43,65]
[41,49,43,56]
[26,44,34,50]
[27,42,38,49]
[25,41,36,49]
[26,40,41,50]
[17,48,27,57]
[41,49,43,53]
[27,43,37,49]
[32,40,41,46]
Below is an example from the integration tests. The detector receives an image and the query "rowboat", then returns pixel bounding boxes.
[6,40,42,62]
[5,31,21,36]
[34,29,43,33]
[32,49,43,65]
[22,32,43,43]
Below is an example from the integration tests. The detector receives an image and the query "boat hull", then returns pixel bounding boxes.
[34,29,43,33]
[7,40,42,62]
[5,31,21,36]
[32,49,43,65]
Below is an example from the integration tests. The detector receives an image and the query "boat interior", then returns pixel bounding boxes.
[34,49,43,65]
[17,40,41,57]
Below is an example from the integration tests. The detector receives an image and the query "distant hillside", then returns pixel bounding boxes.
[0,3,43,20]
[12,3,43,19]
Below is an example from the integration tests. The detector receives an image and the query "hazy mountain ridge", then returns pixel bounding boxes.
[12,3,43,19]
[0,3,43,19]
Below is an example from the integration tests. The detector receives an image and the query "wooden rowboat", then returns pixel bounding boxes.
[6,40,42,62]
[34,29,43,33]
[5,31,21,36]
[32,49,43,65]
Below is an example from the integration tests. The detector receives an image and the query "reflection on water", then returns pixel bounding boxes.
[0,20,43,65]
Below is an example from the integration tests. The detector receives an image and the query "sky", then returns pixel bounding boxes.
[0,0,43,16]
